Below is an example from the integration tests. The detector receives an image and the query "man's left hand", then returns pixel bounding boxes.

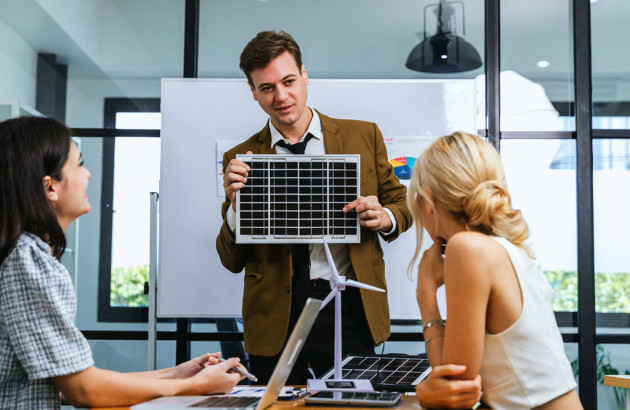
[344,195,392,232]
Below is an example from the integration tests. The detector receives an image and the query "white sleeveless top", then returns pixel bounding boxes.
[480,237,576,409]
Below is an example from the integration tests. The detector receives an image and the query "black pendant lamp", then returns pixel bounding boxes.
[406,0,482,73]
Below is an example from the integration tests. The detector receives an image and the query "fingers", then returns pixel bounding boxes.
[430,364,467,378]
[224,160,251,207]
[343,196,388,230]
[219,357,241,371]
[196,353,220,366]
[443,394,482,409]
[226,159,250,178]
[197,353,214,362]
[430,365,483,404]
[206,356,220,365]
[343,196,379,213]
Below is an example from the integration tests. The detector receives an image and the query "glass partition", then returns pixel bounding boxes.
[591,0,630,127]
[501,139,577,313]
[593,140,630,326]
[499,0,574,131]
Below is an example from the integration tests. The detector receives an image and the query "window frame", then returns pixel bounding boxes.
[97,97,161,322]
[71,1,630,404]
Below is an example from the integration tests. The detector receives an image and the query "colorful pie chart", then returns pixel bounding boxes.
[389,156,417,180]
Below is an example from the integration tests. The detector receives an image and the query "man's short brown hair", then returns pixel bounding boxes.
[239,30,303,86]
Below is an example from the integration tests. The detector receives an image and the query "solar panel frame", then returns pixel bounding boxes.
[235,154,361,244]
[319,354,432,392]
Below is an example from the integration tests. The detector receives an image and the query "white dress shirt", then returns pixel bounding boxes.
[226,108,396,280]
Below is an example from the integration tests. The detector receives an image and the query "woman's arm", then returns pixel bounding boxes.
[417,239,446,366]
[128,352,221,379]
[415,235,489,408]
[416,364,482,409]
[53,357,242,408]
[439,232,494,380]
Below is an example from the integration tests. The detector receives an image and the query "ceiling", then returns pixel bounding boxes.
[0,0,628,102]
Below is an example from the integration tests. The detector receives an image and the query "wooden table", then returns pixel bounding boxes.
[604,375,630,410]
[91,394,421,410]
[90,394,492,410]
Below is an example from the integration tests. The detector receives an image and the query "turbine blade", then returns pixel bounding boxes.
[345,279,386,293]
[322,238,341,280]
[319,288,338,310]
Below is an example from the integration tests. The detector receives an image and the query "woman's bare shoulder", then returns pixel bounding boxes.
[445,232,505,274]
[446,231,501,254]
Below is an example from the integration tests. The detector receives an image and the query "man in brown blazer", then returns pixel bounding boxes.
[216,30,412,384]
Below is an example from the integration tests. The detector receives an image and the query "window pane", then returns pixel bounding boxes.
[594,140,630,322]
[592,0,630,126]
[501,140,577,311]
[594,344,630,410]
[110,113,161,307]
[198,0,484,80]
[499,0,574,131]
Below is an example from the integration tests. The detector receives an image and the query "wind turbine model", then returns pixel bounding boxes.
[306,238,386,393]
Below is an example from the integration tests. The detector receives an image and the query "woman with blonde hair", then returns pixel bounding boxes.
[409,132,582,409]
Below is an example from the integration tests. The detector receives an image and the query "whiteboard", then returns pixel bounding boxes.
[158,78,476,318]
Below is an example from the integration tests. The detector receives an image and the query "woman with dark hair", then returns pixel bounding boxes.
[0,116,243,409]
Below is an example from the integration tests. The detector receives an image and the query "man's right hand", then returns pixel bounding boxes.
[416,364,482,409]
[223,151,253,211]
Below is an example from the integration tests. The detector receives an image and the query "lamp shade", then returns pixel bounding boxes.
[406,32,482,73]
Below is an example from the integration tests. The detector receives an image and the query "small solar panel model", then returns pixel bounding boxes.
[235,154,361,244]
[320,354,432,392]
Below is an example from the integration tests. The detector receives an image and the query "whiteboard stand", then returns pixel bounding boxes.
[148,192,159,371]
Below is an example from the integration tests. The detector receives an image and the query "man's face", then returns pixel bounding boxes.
[249,51,309,131]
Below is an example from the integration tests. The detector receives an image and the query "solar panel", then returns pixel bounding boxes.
[320,354,432,392]
[235,154,360,244]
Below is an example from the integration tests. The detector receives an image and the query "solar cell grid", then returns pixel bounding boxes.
[236,155,360,244]
[321,354,432,392]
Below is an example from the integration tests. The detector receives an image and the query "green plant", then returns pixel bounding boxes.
[543,270,630,313]
[570,345,630,410]
[596,273,630,313]
[110,264,149,307]
[544,270,578,311]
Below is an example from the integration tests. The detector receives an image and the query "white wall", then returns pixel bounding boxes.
[36,0,106,65]
[0,19,37,106]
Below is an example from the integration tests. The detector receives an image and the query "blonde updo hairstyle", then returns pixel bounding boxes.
[407,132,530,276]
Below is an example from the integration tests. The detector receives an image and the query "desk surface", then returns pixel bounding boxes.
[90,394,424,410]
[604,374,630,389]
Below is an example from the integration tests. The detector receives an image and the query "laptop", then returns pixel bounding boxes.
[132,298,322,409]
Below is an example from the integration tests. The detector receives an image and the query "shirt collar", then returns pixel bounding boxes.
[270,107,323,148]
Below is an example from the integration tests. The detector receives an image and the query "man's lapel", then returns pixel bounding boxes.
[318,110,343,154]
[255,121,277,154]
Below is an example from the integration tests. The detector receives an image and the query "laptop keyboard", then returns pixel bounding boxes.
[190,396,260,408]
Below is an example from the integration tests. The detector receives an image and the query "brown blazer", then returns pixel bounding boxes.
[216,111,412,356]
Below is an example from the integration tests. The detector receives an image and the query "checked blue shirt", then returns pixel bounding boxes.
[0,233,93,410]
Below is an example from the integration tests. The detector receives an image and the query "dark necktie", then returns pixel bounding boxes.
[276,133,314,313]
[275,132,314,154]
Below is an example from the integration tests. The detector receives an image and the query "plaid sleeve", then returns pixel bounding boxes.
[0,242,94,380]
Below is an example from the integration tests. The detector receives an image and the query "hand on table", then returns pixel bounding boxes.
[186,357,244,395]
[416,364,482,409]
[170,352,221,379]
